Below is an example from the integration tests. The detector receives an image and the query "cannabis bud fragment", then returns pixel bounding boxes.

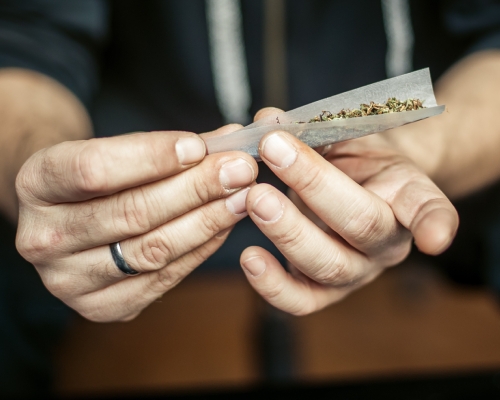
[297,98,425,123]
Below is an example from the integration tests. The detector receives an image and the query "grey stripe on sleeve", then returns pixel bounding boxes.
[206,0,252,125]
[381,0,414,77]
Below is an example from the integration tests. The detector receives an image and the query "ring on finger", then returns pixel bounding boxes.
[110,242,139,276]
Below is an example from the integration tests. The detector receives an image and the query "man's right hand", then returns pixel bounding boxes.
[15,128,257,322]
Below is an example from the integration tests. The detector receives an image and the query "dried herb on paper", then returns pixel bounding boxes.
[300,98,425,123]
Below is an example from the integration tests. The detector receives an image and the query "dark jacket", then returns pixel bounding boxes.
[0,0,499,396]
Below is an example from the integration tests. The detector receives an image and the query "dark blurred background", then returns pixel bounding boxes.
[1,0,500,398]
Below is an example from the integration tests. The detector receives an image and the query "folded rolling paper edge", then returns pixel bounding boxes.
[204,68,443,158]
[204,105,445,158]
[243,68,437,129]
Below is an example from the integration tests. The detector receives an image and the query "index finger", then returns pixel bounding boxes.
[18,130,213,204]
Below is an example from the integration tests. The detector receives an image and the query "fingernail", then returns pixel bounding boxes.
[252,191,283,222]
[226,187,250,215]
[242,256,266,277]
[175,137,206,165]
[219,158,255,189]
[261,133,297,168]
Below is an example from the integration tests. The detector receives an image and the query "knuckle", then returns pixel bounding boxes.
[191,173,213,203]
[144,140,167,175]
[15,172,29,201]
[149,267,181,293]
[88,260,118,285]
[292,163,326,196]
[15,162,36,200]
[16,149,55,201]
[41,272,76,299]
[71,141,107,194]
[263,280,287,303]
[273,222,307,252]
[16,227,64,263]
[342,202,386,246]
[149,239,221,293]
[133,233,175,272]
[315,251,350,286]
[200,207,225,237]
[114,188,154,235]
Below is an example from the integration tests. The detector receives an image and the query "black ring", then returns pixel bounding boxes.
[110,242,139,276]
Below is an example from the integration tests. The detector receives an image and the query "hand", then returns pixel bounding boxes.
[16,127,257,321]
[239,109,458,315]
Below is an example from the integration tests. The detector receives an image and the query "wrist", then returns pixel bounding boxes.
[0,69,93,221]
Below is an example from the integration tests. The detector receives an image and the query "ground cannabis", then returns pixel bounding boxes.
[299,98,425,123]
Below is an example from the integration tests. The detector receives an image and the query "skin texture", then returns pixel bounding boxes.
[240,128,457,315]
[386,50,500,199]
[5,51,500,321]
[0,69,93,222]
[239,51,500,315]
[4,70,258,322]
[15,130,258,322]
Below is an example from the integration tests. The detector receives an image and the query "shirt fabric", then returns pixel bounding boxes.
[0,0,499,395]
